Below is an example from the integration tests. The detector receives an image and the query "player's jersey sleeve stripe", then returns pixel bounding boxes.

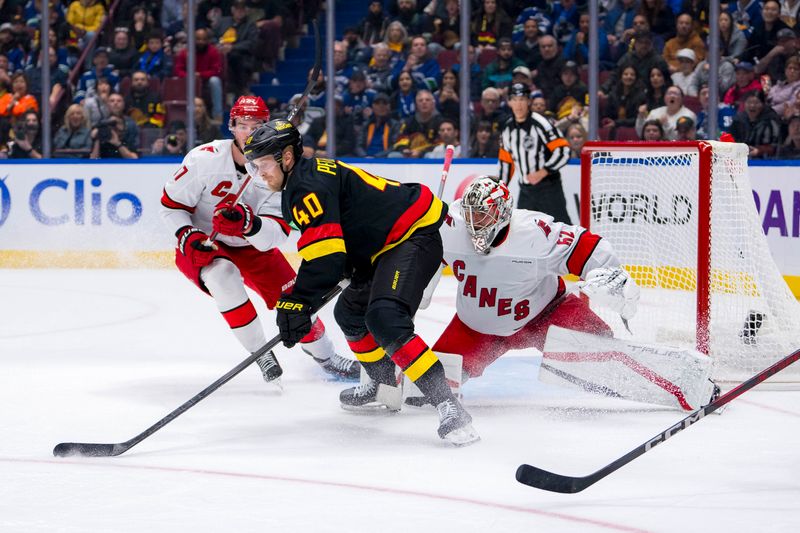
[297,223,344,248]
[161,190,196,213]
[264,214,291,236]
[372,186,445,263]
[298,238,347,262]
[222,300,258,329]
[567,231,602,276]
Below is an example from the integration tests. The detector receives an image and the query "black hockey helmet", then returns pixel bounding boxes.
[243,119,303,164]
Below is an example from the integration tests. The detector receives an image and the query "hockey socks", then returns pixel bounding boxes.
[389,335,451,405]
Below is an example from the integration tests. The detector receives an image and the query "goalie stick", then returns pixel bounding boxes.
[516,347,800,493]
[53,281,347,458]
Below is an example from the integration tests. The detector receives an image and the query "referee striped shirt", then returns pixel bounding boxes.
[497,113,570,186]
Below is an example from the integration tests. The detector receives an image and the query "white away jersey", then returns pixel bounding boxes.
[441,201,619,336]
[160,139,289,250]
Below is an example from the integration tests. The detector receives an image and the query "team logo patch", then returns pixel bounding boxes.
[275,121,292,130]
[523,134,535,150]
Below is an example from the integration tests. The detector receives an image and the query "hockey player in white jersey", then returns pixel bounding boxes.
[422,176,718,411]
[160,95,360,383]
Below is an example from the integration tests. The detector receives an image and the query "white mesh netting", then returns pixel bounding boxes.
[584,141,800,384]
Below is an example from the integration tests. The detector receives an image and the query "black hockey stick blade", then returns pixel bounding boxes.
[516,347,800,493]
[53,282,347,458]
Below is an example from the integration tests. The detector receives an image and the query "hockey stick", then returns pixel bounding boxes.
[516,347,800,493]
[53,280,348,458]
[437,145,455,198]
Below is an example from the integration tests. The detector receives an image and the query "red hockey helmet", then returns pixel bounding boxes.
[229,96,270,126]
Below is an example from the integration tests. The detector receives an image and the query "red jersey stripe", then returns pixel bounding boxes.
[297,223,344,249]
[161,190,196,213]
[348,332,380,354]
[222,300,258,329]
[390,335,429,369]
[567,231,601,277]
[264,215,291,236]
[383,186,434,247]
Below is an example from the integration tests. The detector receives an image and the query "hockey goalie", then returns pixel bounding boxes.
[419,176,719,411]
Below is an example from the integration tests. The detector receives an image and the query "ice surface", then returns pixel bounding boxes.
[1,270,799,532]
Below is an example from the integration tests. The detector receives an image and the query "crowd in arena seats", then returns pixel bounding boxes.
[3,1,800,160]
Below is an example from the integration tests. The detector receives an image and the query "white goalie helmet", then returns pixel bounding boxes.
[460,175,513,254]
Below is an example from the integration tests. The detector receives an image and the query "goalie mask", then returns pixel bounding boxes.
[461,176,513,254]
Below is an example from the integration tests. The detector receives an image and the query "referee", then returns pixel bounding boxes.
[498,83,571,223]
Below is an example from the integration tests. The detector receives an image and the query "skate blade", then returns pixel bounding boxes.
[340,403,400,413]
[443,424,481,447]
[266,377,283,391]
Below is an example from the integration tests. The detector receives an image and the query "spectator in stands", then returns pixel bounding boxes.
[482,37,524,93]
[636,85,697,140]
[128,4,154,53]
[392,0,432,36]
[193,96,219,145]
[426,116,461,158]
[680,0,710,37]
[776,113,800,158]
[549,61,587,119]
[53,104,92,158]
[550,0,581,46]
[564,11,612,68]
[756,27,798,83]
[532,35,565,96]
[476,86,507,136]
[604,0,638,47]
[565,122,587,158]
[643,65,670,112]
[602,31,670,98]
[392,89,443,157]
[0,54,11,97]
[360,0,389,45]
[431,0,460,50]
[768,55,800,115]
[640,0,676,40]
[151,120,188,156]
[392,70,417,119]
[174,28,223,123]
[66,0,106,63]
[671,48,698,96]
[254,1,291,73]
[305,94,357,157]
[434,68,461,123]
[367,43,393,94]
[472,0,514,49]
[75,47,120,103]
[451,44,483,102]
[719,10,747,60]
[90,116,138,159]
[729,0,763,38]
[514,15,541,67]
[160,0,183,31]
[511,65,534,91]
[695,83,737,139]
[640,118,665,140]
[333,40,355,95]
[138,31,172,80]
[675,115,697,140]
[124,70,165,129]
[724,62,763,111]
[343,68,377,130]
[24,45,68,112]
[620,13,665,54]
[218,0,258,98]
[106,91,139,150]
[690,48,736,97]
[205,5,232,43]
[356,92,400,157]
[602,65,647,128]
[731,90,782,158]
[740,0,789,65]
[8,109,42,159]
[530,91,555,123]
[343,26,372,67]
[0,22,24,74]
[383,21,409,68]
[82,77,112,127]
[663,13,706,73]
[781,0,800,28]
[0,72,39,120]
[109,28,138,79]
[392,35,441,92]
[470,119,499,158]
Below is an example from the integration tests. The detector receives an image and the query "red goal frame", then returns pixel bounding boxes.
[579,141,714,355]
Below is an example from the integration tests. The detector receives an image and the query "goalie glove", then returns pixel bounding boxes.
[580,267,640,321]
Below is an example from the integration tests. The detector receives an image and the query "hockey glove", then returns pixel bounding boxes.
[275,296,313,348]
[177,226,218,268]
[212,202,261,238]
[580,267,640,321]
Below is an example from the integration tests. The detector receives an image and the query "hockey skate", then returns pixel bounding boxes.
[435,397,480,446]
[303,348,361,381]
[340,379,402,412]
[255,350,283,388]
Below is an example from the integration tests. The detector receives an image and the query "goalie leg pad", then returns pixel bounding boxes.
[541,326,715,411]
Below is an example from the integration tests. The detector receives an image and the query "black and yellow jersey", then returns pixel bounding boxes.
[282,157,447,305]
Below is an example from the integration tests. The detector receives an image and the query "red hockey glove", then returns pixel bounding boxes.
[212,202,260,238]
[275,296,312,348]
[177,226,218,267]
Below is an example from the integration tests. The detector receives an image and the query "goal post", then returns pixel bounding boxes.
[580,140,800,384]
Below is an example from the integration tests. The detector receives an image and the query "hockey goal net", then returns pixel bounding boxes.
[581,140,800,384]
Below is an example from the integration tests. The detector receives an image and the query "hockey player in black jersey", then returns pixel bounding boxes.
[243,119,479,446]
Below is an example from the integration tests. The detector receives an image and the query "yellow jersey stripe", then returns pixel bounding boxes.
[403,349,439,382]
[371,197,444,263]
[354,346,386,363]
[298,238,347,262]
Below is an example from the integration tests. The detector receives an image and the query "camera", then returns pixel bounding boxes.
[166,134,179,147]
[96,118,119,143]
[13,121,26,140]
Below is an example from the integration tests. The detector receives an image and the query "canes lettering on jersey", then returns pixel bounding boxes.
[452,260,531,321]
[498,113,570,186]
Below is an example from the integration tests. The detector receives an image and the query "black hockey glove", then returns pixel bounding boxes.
[275,296,312,348]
